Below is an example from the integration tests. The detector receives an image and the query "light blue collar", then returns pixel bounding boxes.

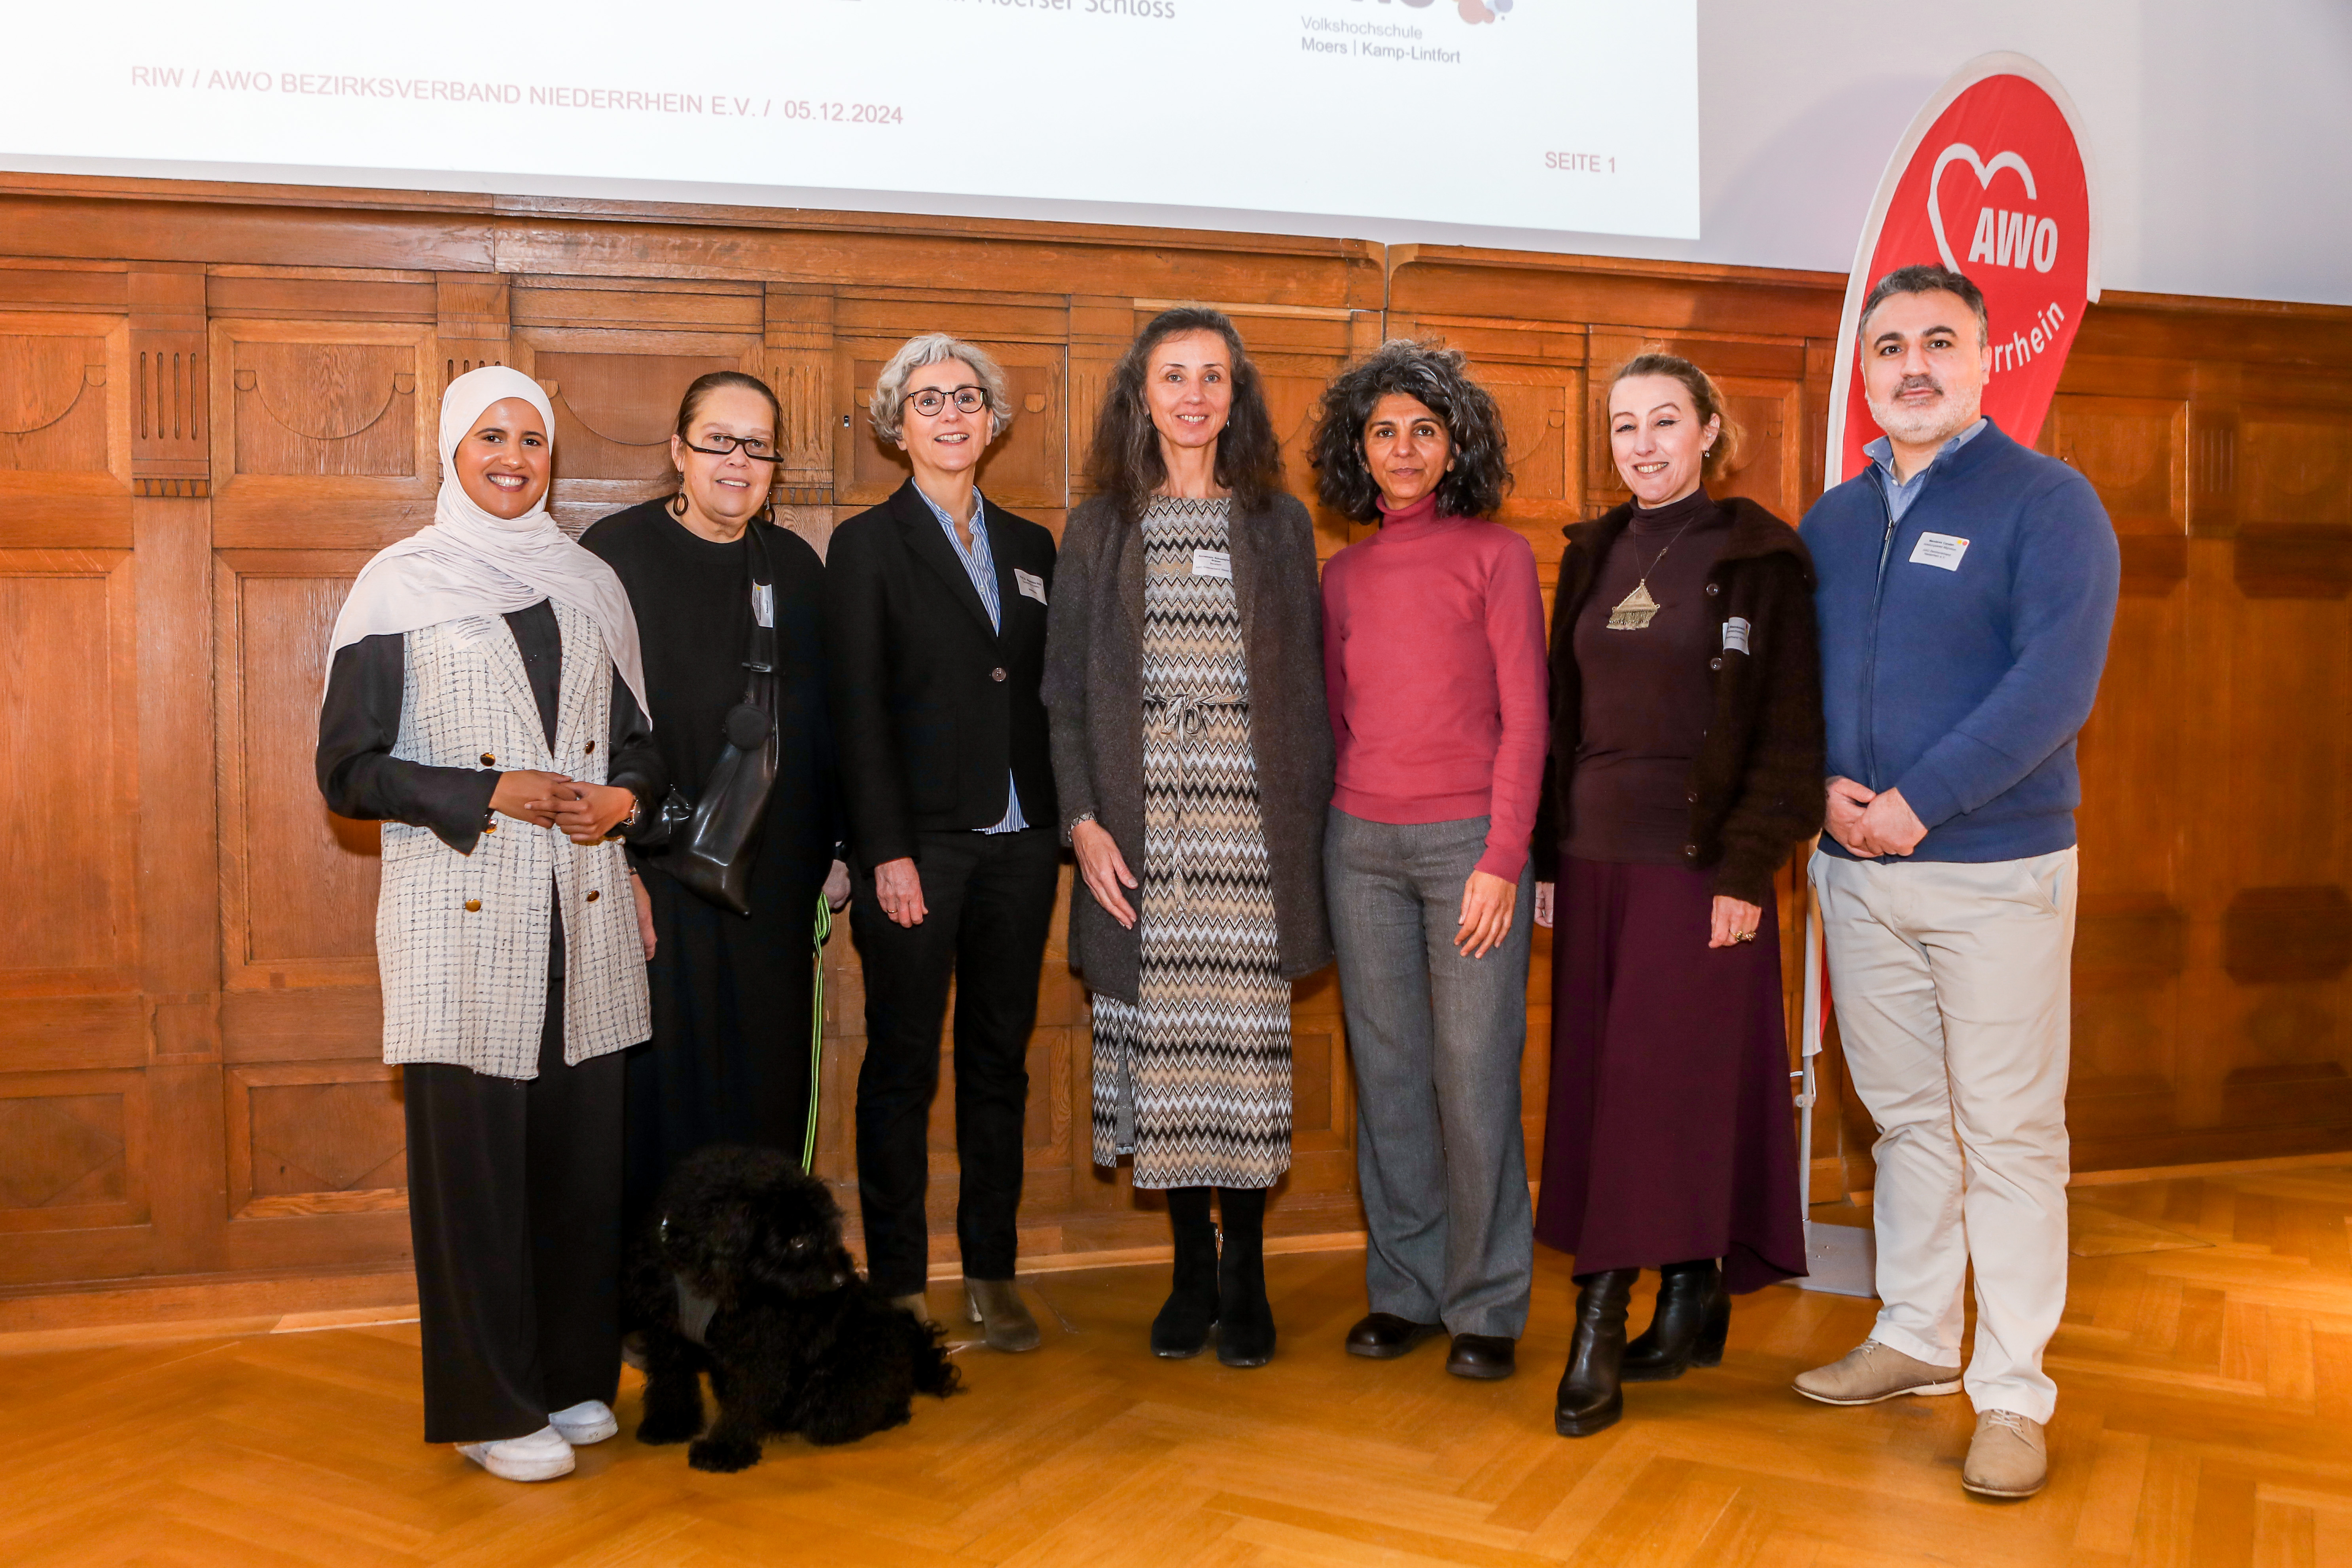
[1864,416,1987,488]
[913,483,987,548]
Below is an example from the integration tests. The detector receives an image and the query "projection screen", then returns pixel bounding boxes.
[0,0,1699,239]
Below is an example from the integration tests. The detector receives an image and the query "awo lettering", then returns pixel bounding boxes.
[1968,208,2059,273]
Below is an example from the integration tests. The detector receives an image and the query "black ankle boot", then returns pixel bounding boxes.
[1622,1259,1731,1383]
[1212,1187,1275,1368]
[1555,1269,1636,1437]
[1150,1187,1219,1358]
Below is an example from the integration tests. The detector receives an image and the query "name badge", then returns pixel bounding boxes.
[1721,616,1751,655]
[1910,532,1970,570]
[752,582,774,627]
[1191,548,1233,580]
[1014,567,1047,604]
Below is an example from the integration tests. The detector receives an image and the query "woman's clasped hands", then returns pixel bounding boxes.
[488,771,638,844]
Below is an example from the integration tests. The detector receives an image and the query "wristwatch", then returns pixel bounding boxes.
[608,795,644,840]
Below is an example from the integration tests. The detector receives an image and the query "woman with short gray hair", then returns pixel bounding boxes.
[826,331,1061,1354]
[868,332,1015,446]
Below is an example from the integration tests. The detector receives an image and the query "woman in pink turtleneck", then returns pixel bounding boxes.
[1310,341,1547,1382]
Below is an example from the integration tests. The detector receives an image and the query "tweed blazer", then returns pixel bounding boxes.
[1042,490,1335,1004]
[378,600,650,1079]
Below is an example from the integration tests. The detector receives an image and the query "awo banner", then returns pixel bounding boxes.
[1825,53,2102,486]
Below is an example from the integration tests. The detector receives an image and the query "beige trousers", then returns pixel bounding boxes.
[1810,846,2078,1424]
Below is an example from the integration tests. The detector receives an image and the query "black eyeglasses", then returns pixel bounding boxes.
[681,433,782,463]
[901,385,988,417]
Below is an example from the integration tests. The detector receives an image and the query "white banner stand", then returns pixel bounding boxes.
[1796,892,1877,1297]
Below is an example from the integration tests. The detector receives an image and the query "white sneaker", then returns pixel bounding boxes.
[548,1400,619,1445]
[456,1425,575,1482]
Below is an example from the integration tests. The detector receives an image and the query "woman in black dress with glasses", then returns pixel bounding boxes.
[583,371,844,1238]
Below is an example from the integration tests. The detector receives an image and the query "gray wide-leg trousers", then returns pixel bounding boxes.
[1326,807,1535,1339]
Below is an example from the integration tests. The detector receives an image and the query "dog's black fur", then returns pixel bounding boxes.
[625,1145,958,1471]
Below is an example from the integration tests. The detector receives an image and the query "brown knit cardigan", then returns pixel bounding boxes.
[1042,490,1336,1005]
[1532,495,1825,904]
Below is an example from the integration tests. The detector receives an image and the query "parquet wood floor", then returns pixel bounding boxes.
[6,1166,2351,1566]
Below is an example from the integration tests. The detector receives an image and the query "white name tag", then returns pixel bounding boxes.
[752,582,773,627]
[1721,616,1751,655]
[1013,567,1047,604]
[1191,548,1233,580]
[1910,532,1970,570]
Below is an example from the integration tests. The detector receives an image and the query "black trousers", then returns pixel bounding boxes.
[850,827,1059,1298]
[403,977,624,1443]
[623,861,828,1244]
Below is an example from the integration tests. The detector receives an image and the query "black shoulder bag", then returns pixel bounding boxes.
[662,521,780,917]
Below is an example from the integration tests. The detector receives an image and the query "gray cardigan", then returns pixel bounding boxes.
[1042,490,1335,1004]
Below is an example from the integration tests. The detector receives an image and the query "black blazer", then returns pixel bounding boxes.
[824,478,1058,870]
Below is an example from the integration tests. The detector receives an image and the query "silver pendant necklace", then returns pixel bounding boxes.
[1605,513,1699,631]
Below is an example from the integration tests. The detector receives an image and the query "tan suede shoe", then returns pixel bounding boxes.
[965,1278,1042,1353]
[1791,1340,1964,1405]
[890,1290,935,1327]
[1963,1410,2048,1498]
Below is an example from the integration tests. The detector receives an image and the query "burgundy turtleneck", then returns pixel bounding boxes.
[1320,490,1549,881]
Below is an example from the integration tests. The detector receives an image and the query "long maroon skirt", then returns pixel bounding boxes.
[1534,858,1805,1293]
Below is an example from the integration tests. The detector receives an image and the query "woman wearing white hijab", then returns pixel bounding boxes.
[317,366,668,1483]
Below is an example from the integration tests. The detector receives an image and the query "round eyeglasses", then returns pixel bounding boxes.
[902,385,988,418]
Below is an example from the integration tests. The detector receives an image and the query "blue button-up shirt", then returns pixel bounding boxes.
[1865,415,1988,524]
[912,484,1027,834]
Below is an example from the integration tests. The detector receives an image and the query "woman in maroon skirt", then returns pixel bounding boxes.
[1531,351,1822,1437]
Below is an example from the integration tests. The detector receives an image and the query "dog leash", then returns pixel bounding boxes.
[802,891,830,1172]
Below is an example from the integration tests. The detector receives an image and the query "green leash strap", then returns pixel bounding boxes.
[802,892,831,1172]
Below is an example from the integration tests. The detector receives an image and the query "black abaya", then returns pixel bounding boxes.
[581,500,839,1231]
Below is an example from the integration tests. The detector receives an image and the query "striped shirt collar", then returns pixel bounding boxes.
[913,483,998,629]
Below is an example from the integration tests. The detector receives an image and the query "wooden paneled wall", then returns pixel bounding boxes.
[0,174,2346,1302]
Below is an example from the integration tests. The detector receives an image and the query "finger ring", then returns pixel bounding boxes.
[1736,930,1757,943]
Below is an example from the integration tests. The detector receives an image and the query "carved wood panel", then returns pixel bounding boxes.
[0,312,133,540]
[0,1069,147,1236]
[0,331,110,473]
[2243,409,2351,527]
[0,550,140,998]
[225,1062,406,1220]
[214,551,380,994]
[1712,377,1805,521]
[2048,387,2194,1119]
[208,319,437,545]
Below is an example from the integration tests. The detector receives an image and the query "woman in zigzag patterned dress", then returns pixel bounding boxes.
[1094,492,1292,1192]
[1045,307,1335,1369]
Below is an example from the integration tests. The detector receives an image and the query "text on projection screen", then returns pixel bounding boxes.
[2,0,1700,239]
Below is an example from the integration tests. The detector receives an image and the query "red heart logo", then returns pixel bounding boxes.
[1926,142,2038,272]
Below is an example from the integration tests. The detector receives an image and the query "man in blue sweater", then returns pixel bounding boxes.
[1791,265,2118,1501]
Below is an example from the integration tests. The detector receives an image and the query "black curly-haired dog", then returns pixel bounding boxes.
[626,1145,958,1471]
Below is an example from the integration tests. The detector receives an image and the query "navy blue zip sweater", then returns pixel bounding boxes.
[1799,419,2118,863]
